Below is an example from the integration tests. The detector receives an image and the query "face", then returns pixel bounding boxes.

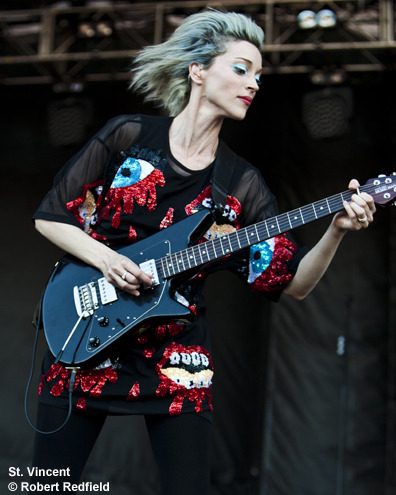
[194,40,263,120]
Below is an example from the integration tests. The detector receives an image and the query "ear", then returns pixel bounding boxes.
[189,62,205,85]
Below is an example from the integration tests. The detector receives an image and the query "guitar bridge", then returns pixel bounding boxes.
[73,278,118,317]
[139,259,160,286]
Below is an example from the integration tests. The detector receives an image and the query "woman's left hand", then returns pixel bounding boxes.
[333,179,376,232]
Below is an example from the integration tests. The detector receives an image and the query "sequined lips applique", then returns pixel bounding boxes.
[156,343,214,415]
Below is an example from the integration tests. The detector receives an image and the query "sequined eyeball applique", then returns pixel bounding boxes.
[156,343,214,416]
[248,238,275,283]
[111,157,152,188]
[102,158,165,229]
[248,235,297,293]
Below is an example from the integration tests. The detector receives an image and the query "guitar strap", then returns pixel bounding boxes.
[210,141,237,222]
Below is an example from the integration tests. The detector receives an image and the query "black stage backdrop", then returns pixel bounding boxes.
[0,72,394,495]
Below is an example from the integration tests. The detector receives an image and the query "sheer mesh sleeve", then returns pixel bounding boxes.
[32,115,143,227]
[231,164,278,227]
[226,161,308,301]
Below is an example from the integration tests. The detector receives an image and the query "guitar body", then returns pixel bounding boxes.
[42,209,213,366]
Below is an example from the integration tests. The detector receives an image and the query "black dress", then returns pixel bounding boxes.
[33,114,306,420]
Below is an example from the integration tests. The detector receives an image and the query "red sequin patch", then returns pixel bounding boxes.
[40,363,118,405]
[156,343,213,416]
[102,169,165,229]
[160,208,174,229]
[127,382,140,401]
[66,180,103,234]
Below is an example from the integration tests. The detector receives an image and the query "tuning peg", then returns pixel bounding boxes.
[378,174,386,178]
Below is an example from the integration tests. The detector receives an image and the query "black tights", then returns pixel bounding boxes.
[32,404,211,495]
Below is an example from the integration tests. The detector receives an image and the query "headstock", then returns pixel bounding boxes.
[365,173,396,207]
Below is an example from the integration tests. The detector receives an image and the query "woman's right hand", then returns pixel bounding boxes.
[102,252,152,296]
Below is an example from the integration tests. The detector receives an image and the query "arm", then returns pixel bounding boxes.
[284,179,376,300]
[35,219,152,296]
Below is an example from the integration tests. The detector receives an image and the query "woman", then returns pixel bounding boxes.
[32,10,375,495]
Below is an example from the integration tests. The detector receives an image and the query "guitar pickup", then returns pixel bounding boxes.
[98,277,118,305]
[139,259,160,286]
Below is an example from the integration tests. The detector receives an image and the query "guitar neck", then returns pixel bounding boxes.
[156,185,365,279]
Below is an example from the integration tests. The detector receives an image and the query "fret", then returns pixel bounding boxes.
[211,239,219,259]
[229,231,240,252]
[246,225,259,245]
[222,235,233,255]
[275,216,281,235]
[185,248,193,269]
[277,213,290,234]
[286,212,293,229]
[198,243,209,263]
[165,255,175,276]
[301,204,316,223]
[186,247,194,268]
[313,198,330,218]
[206,241,216,261]
[288,209,303,228]
[236,230,242,249]
[170,253,180,275]
[300,208,305,224]
[213,237,223,259]
[266,219,280,235]
[325,197,331,213]
[177,251,186,272]
[159,256,167,278]
[254,224,260,243]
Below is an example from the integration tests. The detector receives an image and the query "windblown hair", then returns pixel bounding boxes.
[129,10,264,116]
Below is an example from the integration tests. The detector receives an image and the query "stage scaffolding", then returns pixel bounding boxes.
[0,0,395,86]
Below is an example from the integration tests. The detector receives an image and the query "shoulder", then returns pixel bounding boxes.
[218,140,269,190]
[96,114,170,138]
[93,114,171,152]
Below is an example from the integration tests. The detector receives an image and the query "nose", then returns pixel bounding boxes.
[248,76,260,92]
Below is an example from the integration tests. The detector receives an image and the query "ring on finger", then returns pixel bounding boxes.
[121,271,128,281]
[357,215,368,223]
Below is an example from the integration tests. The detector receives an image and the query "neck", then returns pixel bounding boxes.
[169,104,223,171]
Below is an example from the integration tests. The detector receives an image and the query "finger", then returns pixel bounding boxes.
[348,178,361,190]
[120,260,153,286]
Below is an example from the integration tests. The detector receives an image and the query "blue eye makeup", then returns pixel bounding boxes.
[232,63,262,86]
[232,63,247,75]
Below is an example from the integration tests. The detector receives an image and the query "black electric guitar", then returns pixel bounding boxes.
[42,174,396,366]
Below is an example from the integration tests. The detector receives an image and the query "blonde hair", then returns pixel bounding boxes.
[129,10,264,116]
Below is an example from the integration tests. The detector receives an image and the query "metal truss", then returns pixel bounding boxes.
[0,0,395,87]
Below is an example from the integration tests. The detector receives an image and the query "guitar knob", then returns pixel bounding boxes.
[97,316,109,327]
[89,336,101,348]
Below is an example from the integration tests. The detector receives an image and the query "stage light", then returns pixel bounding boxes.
[297,9,337,29]
[310,69,346,85]
[316,9,337,28]
[96,21,113,37]
[78,22,95,38]
[297,10,316,29]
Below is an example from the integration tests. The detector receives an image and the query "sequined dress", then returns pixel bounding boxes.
[33,114,305,418]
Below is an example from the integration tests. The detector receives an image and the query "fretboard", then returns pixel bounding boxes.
[156,185,368,280]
